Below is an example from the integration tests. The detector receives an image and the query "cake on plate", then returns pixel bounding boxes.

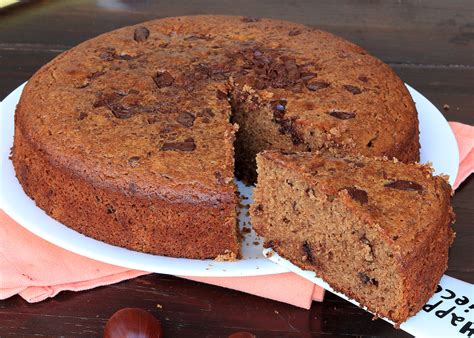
[12,16,420,259]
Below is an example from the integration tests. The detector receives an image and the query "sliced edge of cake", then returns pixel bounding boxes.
[250,150,455,325]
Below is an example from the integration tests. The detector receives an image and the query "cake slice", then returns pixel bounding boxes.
[250,151,455,325]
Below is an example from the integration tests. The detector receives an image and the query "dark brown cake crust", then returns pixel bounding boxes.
[12,16,420,259]
[251,151,455,325]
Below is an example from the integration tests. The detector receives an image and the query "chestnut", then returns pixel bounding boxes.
[228,332,256,338]
[104,307,163,338]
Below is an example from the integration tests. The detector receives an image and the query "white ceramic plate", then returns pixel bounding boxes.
[0,83,458,277]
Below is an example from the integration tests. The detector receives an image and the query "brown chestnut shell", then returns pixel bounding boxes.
[104,307,163,338]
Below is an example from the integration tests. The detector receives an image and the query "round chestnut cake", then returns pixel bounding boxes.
[12,16,420,259]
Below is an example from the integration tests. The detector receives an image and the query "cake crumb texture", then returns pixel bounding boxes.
[251,151,455,324]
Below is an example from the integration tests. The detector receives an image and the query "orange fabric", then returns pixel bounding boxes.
[0,208,324,307]
[450,122,474,189]
[0,122,471,307]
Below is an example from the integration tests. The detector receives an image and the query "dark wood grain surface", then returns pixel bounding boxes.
[0,1,472,337]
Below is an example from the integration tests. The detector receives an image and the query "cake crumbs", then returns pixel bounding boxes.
[214,250,237,261]
[241,226,251,234]
[156,304,163,309]
[274,310,279,314]
[443,104,450,111]
[253,241,260,246]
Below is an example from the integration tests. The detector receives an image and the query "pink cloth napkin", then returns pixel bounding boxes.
[450,122,474,189]
[0,122,472,307]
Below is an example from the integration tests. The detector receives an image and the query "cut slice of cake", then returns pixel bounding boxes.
[250,150,455,325]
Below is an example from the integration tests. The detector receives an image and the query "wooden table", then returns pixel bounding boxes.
[0,1,472,337]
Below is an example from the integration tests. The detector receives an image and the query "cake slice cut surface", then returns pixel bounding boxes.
[250,150,455,325]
